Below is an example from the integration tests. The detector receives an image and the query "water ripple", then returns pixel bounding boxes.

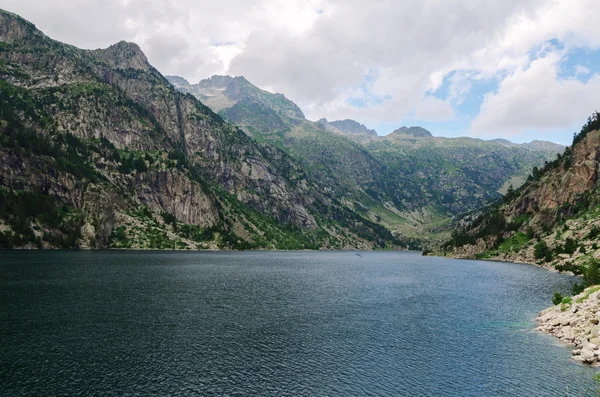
[0,251,598,396]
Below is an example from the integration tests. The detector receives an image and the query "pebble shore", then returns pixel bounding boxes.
[537,286,600,365]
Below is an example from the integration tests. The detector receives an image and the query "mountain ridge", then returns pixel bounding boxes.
[0,8,407,250]
[440,112,600,271]
[167,73,565,243]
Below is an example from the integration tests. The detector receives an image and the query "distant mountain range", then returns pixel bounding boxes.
[166,74,565,243]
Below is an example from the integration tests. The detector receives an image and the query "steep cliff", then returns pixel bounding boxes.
[0,9,404,250]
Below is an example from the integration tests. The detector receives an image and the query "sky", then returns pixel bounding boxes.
[3,0,600,144]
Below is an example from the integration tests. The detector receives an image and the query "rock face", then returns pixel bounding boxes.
[538,286,600,364]
[197,75,234,91]
[81,184,118,248]
[135,170,219,227]
[510,130,600,217]
[0,8,401,250]
[166,74,305,122]
[90,41,150,71]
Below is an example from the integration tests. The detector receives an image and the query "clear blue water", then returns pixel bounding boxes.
[0,251,598,396]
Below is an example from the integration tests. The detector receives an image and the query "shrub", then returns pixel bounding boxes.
[583,258,600,287]
[572,282,585,295]
[563,238,577,255]
[552,292,564,305]
[534,241,551,261]
[555,262,584,275]
[133,157,148,173]
[573,111,600,146]
[450,229,476,248]
[526,226,535,239]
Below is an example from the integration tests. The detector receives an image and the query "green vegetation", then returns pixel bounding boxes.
[470,231,532,259]
[118,153,149,174]
[575,285,600,304]
[496,232,529,253]
[572,282,585,296]
[561,238,578,255]
[552,292,564,305]
[447,110,600,266]
[534,241,552,262]
[446,229,476,248]
[583,257,600,287]
[573,112,600,146]
[555,262,583,275]
[0,188,82,249]
[552,258,600,306]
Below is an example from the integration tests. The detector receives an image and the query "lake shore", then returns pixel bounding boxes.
[537,285,600,365]
[431,252,600,365]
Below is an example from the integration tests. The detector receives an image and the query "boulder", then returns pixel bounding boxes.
[580,348,596,363]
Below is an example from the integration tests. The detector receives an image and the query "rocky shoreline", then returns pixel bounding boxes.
[537,285,600,365]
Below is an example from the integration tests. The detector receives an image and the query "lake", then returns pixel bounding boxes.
[0,251,598,396]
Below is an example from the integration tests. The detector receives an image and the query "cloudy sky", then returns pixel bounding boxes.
[3,0,600,143]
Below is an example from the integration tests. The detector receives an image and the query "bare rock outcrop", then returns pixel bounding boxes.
[135,170,219,228]
[511,130,600,218]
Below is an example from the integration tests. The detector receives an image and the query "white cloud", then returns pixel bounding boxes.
[415,96,456,122]
[2,0,600,138]
[575,65,590,77]
[471,53,600,135]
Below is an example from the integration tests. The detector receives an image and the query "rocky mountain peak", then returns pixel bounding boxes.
[90,41,150,71]
[392,126,433,138]
[197,75,235,91]
[0,8,43,44]
[165,75,190,87]
[328,119,378,137]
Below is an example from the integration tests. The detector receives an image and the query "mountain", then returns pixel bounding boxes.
[167,75,410,235]
[317,118,378,143]
[366,133,565,210]
[440,112,600,271]
[389,126,433,138]
[0,9,407,250]
[166,75,304,131]
[168,74,565,243]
